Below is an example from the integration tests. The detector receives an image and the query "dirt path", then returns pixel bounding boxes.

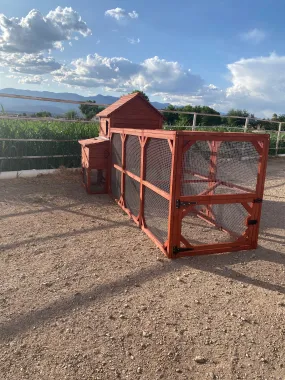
[0,159,284,380]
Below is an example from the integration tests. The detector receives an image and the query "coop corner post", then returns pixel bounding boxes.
[139,134,147,228]
[244,117,249,132]
[120,133,126,207]
[276,122,282,156]
[192,113,197,131]
[107,134,112,196]
[250,136,270,248]
[168,134,184,258]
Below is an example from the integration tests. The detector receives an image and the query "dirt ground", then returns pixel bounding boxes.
[0,159,284,380]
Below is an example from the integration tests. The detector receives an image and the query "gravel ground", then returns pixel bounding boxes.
[0,159,284,380]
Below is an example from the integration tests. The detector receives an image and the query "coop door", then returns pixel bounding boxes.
[173,138,265,254]
[178,201,256,249]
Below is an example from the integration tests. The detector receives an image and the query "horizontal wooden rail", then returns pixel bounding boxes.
[0,138,78,142]
[1,92,284,128]
[159,109,282,124]
[0,154,79,160]
[179,193,256,204]
[0,115,98,123]
[0,93,110,107]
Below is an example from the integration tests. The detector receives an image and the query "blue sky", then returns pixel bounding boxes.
[1,0,285,116]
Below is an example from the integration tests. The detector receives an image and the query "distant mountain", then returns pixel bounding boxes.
[0,88,170,115]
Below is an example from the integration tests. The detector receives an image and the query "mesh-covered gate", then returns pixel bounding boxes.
[110,128,269,258]
[110,129,176,253]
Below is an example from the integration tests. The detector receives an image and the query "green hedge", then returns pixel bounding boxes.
[0,119,99,172]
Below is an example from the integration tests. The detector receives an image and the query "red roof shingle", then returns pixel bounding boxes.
[96,92,163,119]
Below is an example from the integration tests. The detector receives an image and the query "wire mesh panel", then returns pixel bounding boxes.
[111,167,121,200]
[181,203,249,246]
[181,141,211,195]
[216,141,259,192]
[211,203,248,236]
[181,139,260,196]
[144,187,170,244]
[125,175,140,217]
[145,138,172,193]
[182,212,234,245]
[125,135,141,177]
[111,133,122,167]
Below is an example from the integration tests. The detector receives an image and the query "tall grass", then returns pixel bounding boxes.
[0,118,99,172]
[0,119,284,173]
[0,118,99,139]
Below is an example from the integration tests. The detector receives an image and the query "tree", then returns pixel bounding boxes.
[173,105,221,127]
[272,113,278,120]
[272,113,285,122]
[227,109,249,127]
[34,111,52,118]
[79,100,104,120]
[197,106,221,126]
[163,104,179,125]
[65,110,78,120]
[129,90,149,102]
[176,105,194,126]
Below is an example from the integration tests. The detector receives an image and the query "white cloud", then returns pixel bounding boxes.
[0,52,61,74]
[128,11,139,19]
[136,56,204,94]
[52,53,204,96]
[105,8,139,21]
[127,37,140,44]
[224,53,285,116]
[18,75,47,84]
[159,53,285,117]
[52,53,140,88]
[0,7,91,54]
[147,53,285,117]
[241,28,266,44]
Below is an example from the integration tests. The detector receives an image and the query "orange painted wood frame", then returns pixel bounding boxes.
[109,128,269,259]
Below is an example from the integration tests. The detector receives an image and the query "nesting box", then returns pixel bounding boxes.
[96,92,164,138]
[78,138,109,194]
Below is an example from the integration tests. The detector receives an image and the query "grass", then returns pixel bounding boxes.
[0,120,284,172]
[0,119,99,172]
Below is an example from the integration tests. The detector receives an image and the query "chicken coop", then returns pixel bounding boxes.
[109,128,269,258]
[96,92,164,138]
[80,93,269,258]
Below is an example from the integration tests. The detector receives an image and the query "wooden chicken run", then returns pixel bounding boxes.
[79,92,269,258]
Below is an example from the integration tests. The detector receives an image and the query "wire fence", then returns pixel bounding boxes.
[0,92,284,173]
[0,139,80,172]
[0,117,99,172]
[163,123,285,156]
[1,122,284,173]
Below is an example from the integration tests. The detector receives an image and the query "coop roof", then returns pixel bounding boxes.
[96,92,164,119]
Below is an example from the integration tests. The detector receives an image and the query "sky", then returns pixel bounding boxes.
[1,0,285,116]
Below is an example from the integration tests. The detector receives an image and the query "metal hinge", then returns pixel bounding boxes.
[176,199,197,209]
[248,219,258,226]
[253,198,263,203]
[173,246,194,254]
